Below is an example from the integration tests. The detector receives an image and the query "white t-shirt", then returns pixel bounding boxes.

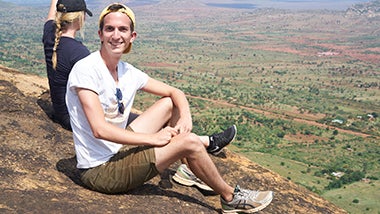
[66,51,149,168]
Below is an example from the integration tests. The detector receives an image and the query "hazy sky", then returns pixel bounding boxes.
[2,0,372,10]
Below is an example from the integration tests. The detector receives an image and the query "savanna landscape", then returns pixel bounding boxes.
[0,0,379,213]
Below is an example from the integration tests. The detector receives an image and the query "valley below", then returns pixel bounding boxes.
[1,0,379,213]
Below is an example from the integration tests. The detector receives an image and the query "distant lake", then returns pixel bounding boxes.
[205,0,371,10]
[207,3,258,9]
[2,0,372,10]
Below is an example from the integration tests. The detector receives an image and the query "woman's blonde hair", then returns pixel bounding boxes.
[52,11,85,70]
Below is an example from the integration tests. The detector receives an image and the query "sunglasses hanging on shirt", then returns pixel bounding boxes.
[115,88,125,114]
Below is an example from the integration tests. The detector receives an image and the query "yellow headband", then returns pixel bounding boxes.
[99,3,136,54]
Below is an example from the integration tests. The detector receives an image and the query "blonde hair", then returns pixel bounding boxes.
[52,11,85,70]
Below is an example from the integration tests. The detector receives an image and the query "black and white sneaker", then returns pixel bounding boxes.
[207,125,237,155]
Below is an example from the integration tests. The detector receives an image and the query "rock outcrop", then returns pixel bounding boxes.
[0,65,347,213]
[346,0,380,17]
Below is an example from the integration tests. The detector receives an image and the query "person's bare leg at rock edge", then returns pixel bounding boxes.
[155,135,235,201]
[130,97,223,191]
[127,97,234,198]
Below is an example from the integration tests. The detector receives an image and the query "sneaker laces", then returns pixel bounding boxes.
[234,185,259,200]
[211,132,227,144]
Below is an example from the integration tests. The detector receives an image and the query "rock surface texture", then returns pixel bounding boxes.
[0,66,347,213]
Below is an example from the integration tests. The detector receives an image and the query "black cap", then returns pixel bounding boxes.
[56,0,93,17]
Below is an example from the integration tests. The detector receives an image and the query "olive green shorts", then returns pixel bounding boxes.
[80,126,158,194]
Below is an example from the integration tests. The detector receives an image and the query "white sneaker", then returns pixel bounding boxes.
[221,185,273,213]
[172,164,213,192]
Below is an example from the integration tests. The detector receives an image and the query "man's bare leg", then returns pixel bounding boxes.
[129,97,173,133]
[154,133,234,201]
[130,97,210,145]
[130,97,210,166]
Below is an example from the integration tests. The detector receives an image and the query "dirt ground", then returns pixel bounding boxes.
[0,65,347,213]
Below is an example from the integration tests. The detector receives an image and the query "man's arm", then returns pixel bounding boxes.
[141,77,193,133]
[76,87,177,146]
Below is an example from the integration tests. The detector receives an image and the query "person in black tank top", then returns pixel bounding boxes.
[42,0,92,130]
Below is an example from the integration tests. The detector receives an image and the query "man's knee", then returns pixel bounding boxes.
[156,97,174,116]
[158,97,174,108]
[182,133,204,154]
